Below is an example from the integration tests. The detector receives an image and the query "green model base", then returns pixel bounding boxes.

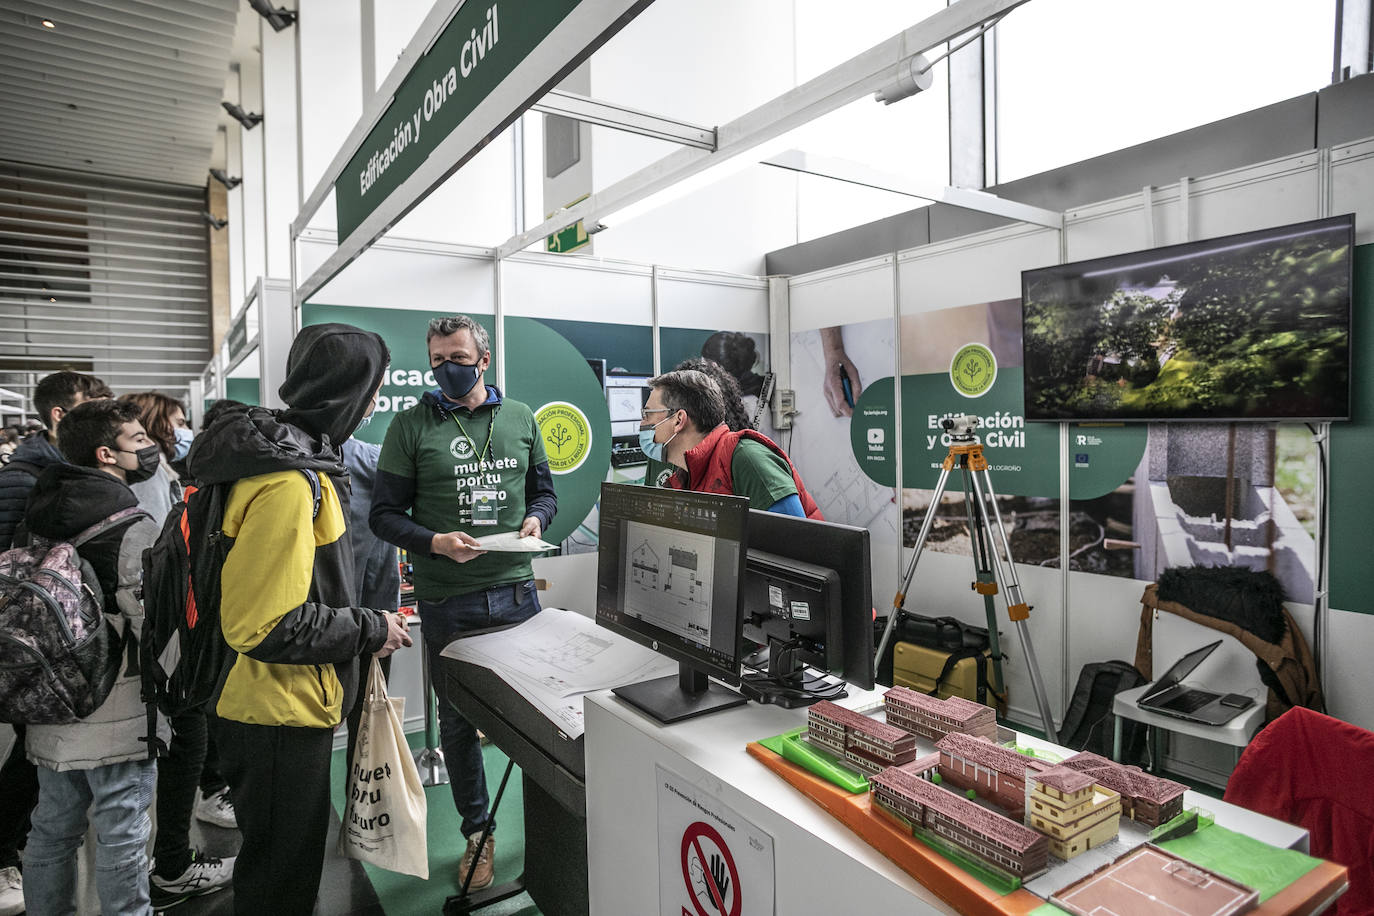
[872,798,1023,896]
[757,727,871,794]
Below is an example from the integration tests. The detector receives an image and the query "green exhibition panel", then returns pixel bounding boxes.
[1328,243,1374,614]
[849,370,1145,500]
[225,377,260,407]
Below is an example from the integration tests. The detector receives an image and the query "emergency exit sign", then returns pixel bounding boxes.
[547,219,589,253]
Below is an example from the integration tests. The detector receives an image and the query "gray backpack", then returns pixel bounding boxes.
[0,507,149,724]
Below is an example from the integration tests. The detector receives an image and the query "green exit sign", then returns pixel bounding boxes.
[547,219,590,253]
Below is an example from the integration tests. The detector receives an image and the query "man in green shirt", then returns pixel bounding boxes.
[641,369,823,519]
[370,315,556,890]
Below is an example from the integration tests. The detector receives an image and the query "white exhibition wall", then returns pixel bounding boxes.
[783,138,1374,784]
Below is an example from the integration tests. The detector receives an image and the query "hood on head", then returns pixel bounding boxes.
[278,323,389,446]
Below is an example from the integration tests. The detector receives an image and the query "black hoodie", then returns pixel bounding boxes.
[187,323,392,728]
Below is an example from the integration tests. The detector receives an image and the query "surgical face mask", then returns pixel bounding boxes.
[119,444,161,484]
[638,413,677,463]
[356,414,373,430]
[434,359,483,400]
[172,427,194,462]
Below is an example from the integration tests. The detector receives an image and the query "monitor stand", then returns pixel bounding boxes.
[612,663,746,725]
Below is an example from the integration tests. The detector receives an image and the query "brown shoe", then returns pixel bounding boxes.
[460,834,495,891]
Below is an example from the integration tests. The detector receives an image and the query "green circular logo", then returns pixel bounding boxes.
[950,343,997,398]
[449,435,475,459]
[536,401,592,474]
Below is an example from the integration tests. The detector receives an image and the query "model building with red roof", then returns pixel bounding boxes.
[884,686,997,742]
[807,701,917,775]
[935,732,1051,818]
[870,765,1050,881]
[1027,765,1122,859]
[1058,751,1186,827]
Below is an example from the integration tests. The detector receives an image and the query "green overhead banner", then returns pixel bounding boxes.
[334,0,651,244]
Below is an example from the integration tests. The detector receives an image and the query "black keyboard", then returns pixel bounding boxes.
[1160,689,1218,714]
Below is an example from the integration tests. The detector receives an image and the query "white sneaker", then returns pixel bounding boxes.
[0,866,23,916]
[193,788,237,829]
[150,851,234,905]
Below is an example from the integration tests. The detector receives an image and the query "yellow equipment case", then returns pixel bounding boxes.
[892,640,998,709]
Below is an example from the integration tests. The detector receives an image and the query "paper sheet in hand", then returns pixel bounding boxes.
[473,531,558,552]
[439,608,676,738]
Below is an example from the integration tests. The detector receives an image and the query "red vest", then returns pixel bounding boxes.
[667,424,823,520]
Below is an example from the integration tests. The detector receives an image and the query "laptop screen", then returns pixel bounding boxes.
[1149,640,1223,696]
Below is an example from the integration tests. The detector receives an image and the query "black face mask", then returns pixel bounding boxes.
[434,360,483,400]
[119,444,161,484]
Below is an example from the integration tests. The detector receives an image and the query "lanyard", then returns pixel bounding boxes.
[450,405,499,466]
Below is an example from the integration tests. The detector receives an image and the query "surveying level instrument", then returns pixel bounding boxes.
[874,413,1058,742]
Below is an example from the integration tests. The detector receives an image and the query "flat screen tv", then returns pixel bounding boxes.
[1021,214,1353,422]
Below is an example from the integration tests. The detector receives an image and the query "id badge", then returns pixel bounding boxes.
[471,489,500,525]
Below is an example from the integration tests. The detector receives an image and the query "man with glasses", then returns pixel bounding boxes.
[370,315,556,891]
[641,369,822,519]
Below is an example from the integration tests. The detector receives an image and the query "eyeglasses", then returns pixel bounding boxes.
[641,407,673,420]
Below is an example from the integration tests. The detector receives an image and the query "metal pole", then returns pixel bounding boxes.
[875,465,953,670]
[971,467,1057,742]
[961,467,1006,703]
[413,637,450,787]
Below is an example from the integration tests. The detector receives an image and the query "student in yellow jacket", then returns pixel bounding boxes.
[186,323,412,916]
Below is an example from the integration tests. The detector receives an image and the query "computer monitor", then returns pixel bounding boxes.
[605,375,651,438]
[596,482,750,723]
[586,357,607,390]
[742,510,875,693]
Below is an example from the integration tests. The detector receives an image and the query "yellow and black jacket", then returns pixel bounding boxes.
[187,326,391,729]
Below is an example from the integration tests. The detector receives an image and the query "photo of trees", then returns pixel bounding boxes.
[1023,218,1352,421]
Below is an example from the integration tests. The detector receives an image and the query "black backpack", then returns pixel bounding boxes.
[1059,660,1148,764]
[140,470,320,752]
[0,507,148,724]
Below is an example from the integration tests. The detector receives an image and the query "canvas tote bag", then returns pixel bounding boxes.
[339,657,429,878]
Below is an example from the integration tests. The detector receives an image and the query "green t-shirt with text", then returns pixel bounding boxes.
[378,398,548,600]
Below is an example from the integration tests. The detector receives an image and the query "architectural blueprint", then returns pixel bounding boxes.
[621,522,716,643]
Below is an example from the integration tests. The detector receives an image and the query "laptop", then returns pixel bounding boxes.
[1136,641,1251,726]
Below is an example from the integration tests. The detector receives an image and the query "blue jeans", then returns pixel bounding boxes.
[420,579,540,838]
[23,759,155,916]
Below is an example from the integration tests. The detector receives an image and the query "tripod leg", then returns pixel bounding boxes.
[875,466,953,672]
[961,472,1006,706]
[969,469,1059,743]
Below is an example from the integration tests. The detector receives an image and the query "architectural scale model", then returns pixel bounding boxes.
[806,701,917,775]
[934,732,1051,818]
[1026,766,1122,860]
[884,686,997,742]
[870,765,1050,881]
[1057,751,1186,828]
[1050,844,1258,916]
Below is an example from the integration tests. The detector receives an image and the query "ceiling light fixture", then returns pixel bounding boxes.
[247,0,297,31]
[209,168,242,190]
[222,101,263,130]
[40,18,55,28]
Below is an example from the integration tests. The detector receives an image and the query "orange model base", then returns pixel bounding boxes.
[745,742,1348,916]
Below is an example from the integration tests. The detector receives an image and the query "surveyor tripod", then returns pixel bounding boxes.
[874,429,1058,742]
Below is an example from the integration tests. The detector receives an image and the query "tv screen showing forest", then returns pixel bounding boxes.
[1022,215,1353,422]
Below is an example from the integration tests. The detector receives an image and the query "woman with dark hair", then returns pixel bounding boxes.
[117,392,190,526]
[701,331,764,397]
[119,391,234,907]
[674,358,751,431]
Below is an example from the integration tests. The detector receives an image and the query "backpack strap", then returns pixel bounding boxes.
[70,506,152,548]
[299,469,322,519]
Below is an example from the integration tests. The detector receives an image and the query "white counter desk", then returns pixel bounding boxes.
[584,687,1311,915]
